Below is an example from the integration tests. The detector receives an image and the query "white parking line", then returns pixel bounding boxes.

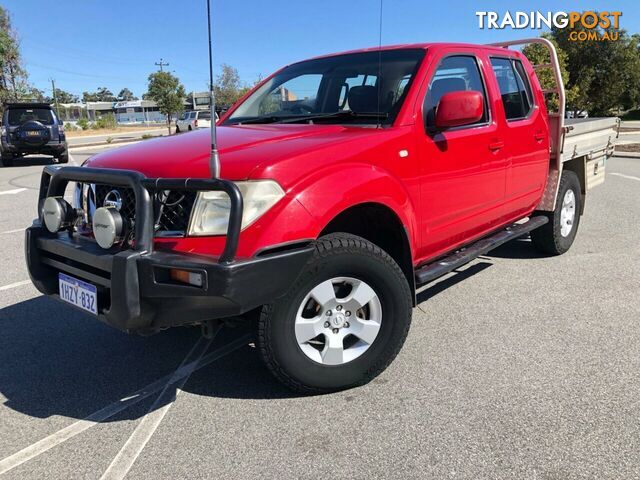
[100,334,216,480]
[0,280,31,292]
[0,188,27,196]
[68,152,78,165]
[610,172,640,182]
[1,228,24,234]
[0,333,252,476]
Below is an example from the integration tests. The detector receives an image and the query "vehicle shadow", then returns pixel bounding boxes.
[0,295,294,425]
[416,261,493,304]
[414,237,549,305]
[0,240,546,424]
[485,236,551,260]
[2,155,57,168]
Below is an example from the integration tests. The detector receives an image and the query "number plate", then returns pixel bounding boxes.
[26,131,41,137]
[58,273,97,315]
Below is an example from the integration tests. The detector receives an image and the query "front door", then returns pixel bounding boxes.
[416,52,507,261]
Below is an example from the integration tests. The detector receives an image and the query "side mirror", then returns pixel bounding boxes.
[435,90,484,129]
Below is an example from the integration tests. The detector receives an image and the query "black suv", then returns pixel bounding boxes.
[1,103,68,167]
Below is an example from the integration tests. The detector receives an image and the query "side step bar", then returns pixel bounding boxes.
[415,216,549,286]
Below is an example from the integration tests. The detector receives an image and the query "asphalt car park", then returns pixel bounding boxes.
[0,146,639,479]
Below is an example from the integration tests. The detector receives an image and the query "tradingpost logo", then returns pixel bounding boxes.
[476,11,622,41]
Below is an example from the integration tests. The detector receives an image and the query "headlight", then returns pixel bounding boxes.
[188,180,284,236]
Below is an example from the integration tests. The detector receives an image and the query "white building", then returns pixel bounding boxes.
[58,100,167,124]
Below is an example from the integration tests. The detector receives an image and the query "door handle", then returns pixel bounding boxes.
[534,132,545,142]
[488,141,504,151]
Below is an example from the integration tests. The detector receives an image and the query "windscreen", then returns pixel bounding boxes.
[7,108,54,126]
[225,49,425,126]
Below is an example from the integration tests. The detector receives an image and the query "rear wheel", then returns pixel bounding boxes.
[531,170,581,255]
[175,126,181,133]
[57,150,69,164]
[258,234,412,394]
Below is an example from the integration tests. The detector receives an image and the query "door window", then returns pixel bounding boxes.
[424,55,488,129]
[490,58,535,120]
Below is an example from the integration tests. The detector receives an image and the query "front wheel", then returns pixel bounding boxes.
[531,170,581,255]
[258,234,412,394]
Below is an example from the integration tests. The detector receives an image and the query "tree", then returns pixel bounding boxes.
[23,86,46,102]
[146,71,186,134]
[117,88,138,101]
[82,87,116,103]
[549,20,640,116]
[0,7,28,104]
[53,88,79,103]
[213,64,248,108]
[522,34,580,114]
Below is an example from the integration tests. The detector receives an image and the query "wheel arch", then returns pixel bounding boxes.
[562,157,586,215]
[319,202,416,303]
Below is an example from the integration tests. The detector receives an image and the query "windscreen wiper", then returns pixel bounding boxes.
[233,110,389,125]
[234,115,291,125]
[280,110,389,123]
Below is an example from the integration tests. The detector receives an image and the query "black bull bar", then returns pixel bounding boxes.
[39,165,243,263]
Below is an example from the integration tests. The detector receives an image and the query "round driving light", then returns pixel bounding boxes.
[92,206,124,249]
[42,196,76,233]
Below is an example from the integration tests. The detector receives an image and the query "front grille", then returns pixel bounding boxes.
[95,185,137,223]
[82,183,197,242]
[155,190,198,232]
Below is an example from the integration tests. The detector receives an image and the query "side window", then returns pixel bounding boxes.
[424,55,488,129]
[490,58,535,121]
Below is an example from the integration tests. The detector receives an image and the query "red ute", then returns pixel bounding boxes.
[27,40,615,393]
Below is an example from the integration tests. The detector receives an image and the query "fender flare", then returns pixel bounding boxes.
[294,163,419,257]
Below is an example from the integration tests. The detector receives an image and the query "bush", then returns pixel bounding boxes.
[95,113,117,130]
[64,122,79,131]
[621,109,640,121]
[77,118,89,130]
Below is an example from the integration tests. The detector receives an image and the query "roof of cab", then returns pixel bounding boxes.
[301,42,519,63]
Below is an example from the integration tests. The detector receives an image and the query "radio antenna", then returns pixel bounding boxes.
[376,0,383,128]
[206,0,220,178]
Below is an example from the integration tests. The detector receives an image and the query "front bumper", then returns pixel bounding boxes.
[26,226,312,333]
[26,165,313,334]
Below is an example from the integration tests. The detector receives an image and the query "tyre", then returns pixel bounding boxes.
[175,126,181,133]
[57,151,69,164]
[531,170,581,255]
[258,233,412,394]
[1,154,13,167]
[188,125,192,131]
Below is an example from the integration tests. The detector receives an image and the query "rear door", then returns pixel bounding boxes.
[415,51,507,260]
[488,56,549,219]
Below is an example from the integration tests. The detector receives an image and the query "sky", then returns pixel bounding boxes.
[4,0,640,99]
